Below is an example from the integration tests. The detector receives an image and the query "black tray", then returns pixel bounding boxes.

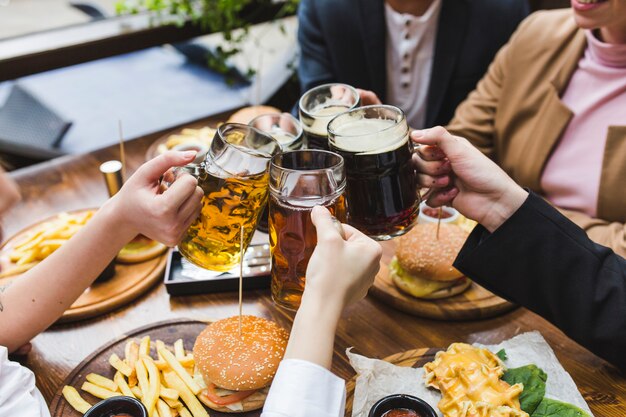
[164,244,271,296]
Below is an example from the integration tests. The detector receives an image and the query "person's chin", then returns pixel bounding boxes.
[571,0,611,27]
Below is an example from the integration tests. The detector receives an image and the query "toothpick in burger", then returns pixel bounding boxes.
[193,315,289,413]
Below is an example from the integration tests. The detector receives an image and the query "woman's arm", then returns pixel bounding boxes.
[0,151,203,352]
[262,206,382,417]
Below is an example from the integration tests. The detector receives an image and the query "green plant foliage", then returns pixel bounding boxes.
[502,365,547,415]
[117,0,299,81]
[531,398,591,417]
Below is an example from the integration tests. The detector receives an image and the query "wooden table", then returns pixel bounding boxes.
[4,113,625,416]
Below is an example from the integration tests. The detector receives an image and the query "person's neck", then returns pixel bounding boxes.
[386,0,435,16]
[599,25,626,44]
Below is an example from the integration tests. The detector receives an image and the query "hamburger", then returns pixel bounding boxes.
[116,235,168,263]
[390,223,471,299]
[226,105,281,125]
[193,315,289,413]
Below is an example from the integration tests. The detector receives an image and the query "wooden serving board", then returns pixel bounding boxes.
[345,347,439,417]
[369,240,517,321]
[0,209,167,323]
[49,319,262,417]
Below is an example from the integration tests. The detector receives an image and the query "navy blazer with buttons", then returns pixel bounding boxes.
[297,0,529,127]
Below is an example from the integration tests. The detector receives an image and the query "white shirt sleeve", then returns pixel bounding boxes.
[0,346,50,417]
[262,359,346,417]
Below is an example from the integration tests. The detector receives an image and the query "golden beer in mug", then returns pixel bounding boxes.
[178,123,280,271]
[299,83,360,150]
[269,150,346,310]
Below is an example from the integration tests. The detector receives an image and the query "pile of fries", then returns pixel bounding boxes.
[62,336,209,417]
[156,127,216,155]
[0,210,95,279]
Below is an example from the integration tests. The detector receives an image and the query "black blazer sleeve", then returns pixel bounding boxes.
[297,0,336,93]
[454,192,626,372]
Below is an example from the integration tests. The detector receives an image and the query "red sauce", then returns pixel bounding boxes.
[382,409,420,417]
[422,206,453,219]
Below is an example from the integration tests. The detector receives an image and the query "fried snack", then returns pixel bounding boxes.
[109,353,133,377]
[81,381,121,400]
[424,343,527,417]
[163,371,209,417]
[158,346,202,395]
[86,373,118,392]
[62,386,93,414]
[114,371,136,398]
[2,211,95,277]
[143,356,161,416]
[157,127,216,155]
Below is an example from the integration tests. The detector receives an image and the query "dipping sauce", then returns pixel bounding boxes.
[421,206,453,219]
[111,414,133,417]
[382,409,420,417]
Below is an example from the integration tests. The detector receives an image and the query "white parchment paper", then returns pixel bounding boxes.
[348,332,592,417]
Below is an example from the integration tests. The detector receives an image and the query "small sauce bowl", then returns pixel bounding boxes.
[84,396,147,417]
[417,202,459,225]
[368,394,438,417]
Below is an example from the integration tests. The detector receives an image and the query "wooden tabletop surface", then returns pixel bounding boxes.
[4,112,625,416]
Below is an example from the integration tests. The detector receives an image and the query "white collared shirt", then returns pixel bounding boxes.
[262,359,345,417]
[0,346,50,417]
[384,0,442,128]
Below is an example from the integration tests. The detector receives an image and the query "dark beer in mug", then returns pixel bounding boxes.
[328,106,418,240]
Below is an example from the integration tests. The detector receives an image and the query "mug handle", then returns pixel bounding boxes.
[159,164,202,192]
[411,143,436,204]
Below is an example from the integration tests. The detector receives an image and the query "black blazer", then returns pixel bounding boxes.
[297,0,529,127]
[454,192,626,372]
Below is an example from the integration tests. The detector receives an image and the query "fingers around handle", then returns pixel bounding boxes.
[137,150,197,183]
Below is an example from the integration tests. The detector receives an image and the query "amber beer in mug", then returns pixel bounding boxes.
[177,124,280,271]
[328,105,418,240]
[299,83,360,150]
[269,150,346,310]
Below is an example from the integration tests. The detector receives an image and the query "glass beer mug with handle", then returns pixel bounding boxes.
[327,105,419,240]
[176,123,280,271]
[269,150,346,310]
[299,83,360,150]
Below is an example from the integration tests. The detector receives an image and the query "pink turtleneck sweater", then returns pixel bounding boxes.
[541,30,626,217]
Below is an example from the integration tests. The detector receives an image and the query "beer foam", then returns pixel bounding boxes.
[303,105,352,136]
[331,119,408,154]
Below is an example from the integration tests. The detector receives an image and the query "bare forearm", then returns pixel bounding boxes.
[0,200,134,351]
[283,293,343,370]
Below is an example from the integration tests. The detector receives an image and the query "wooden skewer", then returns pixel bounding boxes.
[118,120,126,182]
[436,207,443,240]
[238,224,244,338]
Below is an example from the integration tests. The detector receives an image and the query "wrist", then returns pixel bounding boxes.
[97,198,138,245]
[483,186,528,233]
[299,290,343,327]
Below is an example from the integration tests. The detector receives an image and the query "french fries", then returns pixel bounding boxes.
[86,373,118,392]
[81,381,121,400]
[63,337,210,416]
[3,211,95,277]
[158,347,201,395]
[62,386,92,414]
[109,353,133,377]
[163,371,209,417]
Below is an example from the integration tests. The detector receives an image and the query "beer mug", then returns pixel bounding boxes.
[249,112,304,151]
[269,150,346,310]
[177,123,280,271]
[327,105,418,240]
[249,113,305,232]
[299,83,360,150]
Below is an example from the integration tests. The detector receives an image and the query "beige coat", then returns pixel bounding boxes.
[447,9,626,257]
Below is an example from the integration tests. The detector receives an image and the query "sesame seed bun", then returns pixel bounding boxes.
[396,223,468,282]
[193,316,289,393]
[227,106,281,125]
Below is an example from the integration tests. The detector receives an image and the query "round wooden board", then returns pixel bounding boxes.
[369,240,517,321]
[0,209,167,323]
[49,319,263,417]
[345,347,440,417]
